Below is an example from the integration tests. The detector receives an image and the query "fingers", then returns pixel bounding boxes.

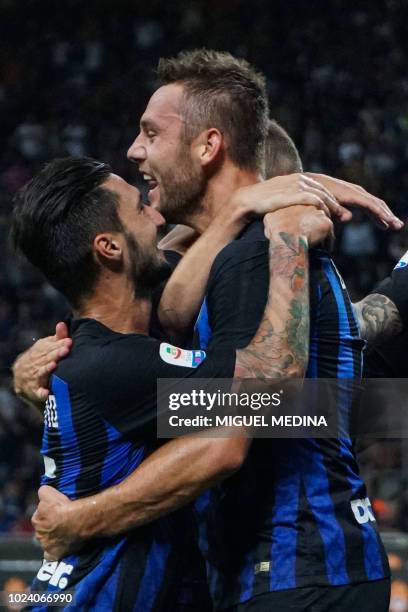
[288,192,331,214]
[55,322,70,341]
[36,387,50,401]
[300,210,334,246]
[299,176,340,213]
[35,336,71,357]
[43,550,58,561]
[308,173,403,229]
[38,484,69,503]
[295,186,333,217]
[38,361,57,379]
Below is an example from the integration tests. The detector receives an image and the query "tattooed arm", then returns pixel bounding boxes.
[235,206,331,379]
[353,294,402,349]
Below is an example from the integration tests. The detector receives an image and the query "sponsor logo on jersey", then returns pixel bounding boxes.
[350,497,376,524]
[43,455,57,479]
[44,395,58,429]
[37,560,74,589]
[394,250,408,270]
[160,343,206,368]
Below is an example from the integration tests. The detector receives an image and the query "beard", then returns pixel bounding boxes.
[157,144,207,224]
[125,232,170,299]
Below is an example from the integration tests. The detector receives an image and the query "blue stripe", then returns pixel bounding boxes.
[91,558,123,610]
[134,539,171,612]
[300,441,349,584]
[196,299,212,349]
[323,258,384,581]
[306,282,321,378]
[100,421,144,488]
[270,457,301,590]
[69,543,125,609]
[51,376,81,498]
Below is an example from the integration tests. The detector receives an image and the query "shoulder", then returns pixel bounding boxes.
[209,221,268,288]
[58,324,162,391]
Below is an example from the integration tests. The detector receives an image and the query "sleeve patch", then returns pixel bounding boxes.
[394,250,408,270]
[159,343,206,368]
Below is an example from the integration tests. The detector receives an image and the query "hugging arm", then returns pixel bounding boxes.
[33,205,332,560]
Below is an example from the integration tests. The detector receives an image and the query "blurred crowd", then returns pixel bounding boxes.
[1,0,408,535]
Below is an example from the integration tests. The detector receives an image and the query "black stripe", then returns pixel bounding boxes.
[151,515,186,612]
[113,526,155,612]
[295,477,330,586]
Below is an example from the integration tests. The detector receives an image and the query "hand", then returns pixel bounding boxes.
[307,172,403,230]
[32,486,79,560]
[12,322,72,403]
[264,205,334,247]
[230,174,342,220]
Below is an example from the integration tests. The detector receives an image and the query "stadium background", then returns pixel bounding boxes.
[0,0,408,609]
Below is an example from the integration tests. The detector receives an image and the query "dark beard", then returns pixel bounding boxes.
[159,147,207,224]
[125,232,170,299]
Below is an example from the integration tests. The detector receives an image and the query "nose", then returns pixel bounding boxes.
[145,204,166,227]
[127,134,145,164]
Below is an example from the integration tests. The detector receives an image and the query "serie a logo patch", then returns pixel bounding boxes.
[394,249,408,270]
[159,343,206,368]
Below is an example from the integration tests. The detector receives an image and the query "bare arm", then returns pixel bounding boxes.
[353,293,402,349]
[158,206,247,344]
[235,206,331,379]
[235,231,308,379]
[34,433,250,551]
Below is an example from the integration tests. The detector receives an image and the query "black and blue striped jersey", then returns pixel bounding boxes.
[364,252,408,378]
[30,318,235,612]
[194,221,390,610]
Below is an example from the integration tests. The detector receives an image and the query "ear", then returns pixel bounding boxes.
[194,128,223,167]
[93,233,123,262]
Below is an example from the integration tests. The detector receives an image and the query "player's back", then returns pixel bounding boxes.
[194,221,389,609]
[31,318,182,611]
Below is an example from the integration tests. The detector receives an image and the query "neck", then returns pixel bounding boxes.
[75,273,151,335]
[183,163,262,234]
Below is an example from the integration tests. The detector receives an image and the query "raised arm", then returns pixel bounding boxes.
[32,204,332,560]
[158,173,338,344]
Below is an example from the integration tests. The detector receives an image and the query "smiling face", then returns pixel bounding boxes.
[127,84,206,224]
[102,174,170,297]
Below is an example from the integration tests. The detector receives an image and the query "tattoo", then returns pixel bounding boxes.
[354,293,402,348]
[235,234,309,379]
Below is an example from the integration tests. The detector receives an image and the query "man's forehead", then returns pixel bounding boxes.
[141,83,185,125]
[104,174,139,199]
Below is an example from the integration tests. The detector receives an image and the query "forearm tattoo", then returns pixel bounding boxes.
[236,233,309,379]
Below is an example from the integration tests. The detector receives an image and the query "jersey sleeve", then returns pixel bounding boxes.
[371,250,408,327]
[84,335,236,440]
[207,239,269,349]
